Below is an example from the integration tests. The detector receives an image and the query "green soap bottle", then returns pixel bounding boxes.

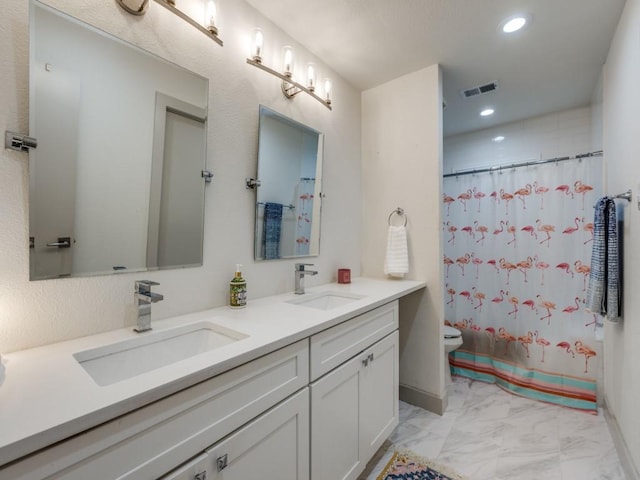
[229,264,247,308]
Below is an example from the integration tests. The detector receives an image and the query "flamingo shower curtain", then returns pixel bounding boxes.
[443,158,602,413]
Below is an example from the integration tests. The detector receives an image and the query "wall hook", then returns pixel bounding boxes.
[5,131,38,152]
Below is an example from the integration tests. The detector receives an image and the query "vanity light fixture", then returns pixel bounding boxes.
[500,15,529,34]
[480,108,495,117]
[151,0,223,46]
[246,35,332,110]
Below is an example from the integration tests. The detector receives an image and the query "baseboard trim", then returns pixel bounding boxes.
[604,400,640,480]
[399,384,446,415]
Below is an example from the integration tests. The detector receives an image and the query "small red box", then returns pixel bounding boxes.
[338,268,351,284]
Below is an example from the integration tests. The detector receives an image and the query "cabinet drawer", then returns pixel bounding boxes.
[310,300,398,381]
[5,340,309,480]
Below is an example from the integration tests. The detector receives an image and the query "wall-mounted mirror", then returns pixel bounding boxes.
[254,106,323,260]
[29,1,209,280]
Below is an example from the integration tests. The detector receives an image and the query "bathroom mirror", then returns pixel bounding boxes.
[29,1,209,280]
[254,106,323,260]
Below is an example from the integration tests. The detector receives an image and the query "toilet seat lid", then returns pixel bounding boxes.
[444,325,462,338]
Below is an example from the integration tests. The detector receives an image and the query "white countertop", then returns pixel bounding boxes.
[0,277,425,467]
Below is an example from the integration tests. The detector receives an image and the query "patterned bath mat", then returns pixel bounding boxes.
[376,449,466,480]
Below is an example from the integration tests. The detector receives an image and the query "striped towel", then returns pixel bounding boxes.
[384,225,409,277]
[585,197,621,321]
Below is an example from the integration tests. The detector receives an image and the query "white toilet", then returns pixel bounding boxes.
[444,325,463,385]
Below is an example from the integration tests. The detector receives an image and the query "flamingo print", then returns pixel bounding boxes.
[534,331,550,362]
[574,341,597,373]
[537,294,556,325]
[491,289,506,304]
[443,256,454,278]
[469,321,482,348]
[507,294,519,319]
[506,223,517,246]
[574,260,591,291]
[522,299,537,313]
[473,187,485,212]
[518,331,534,358]
[446,283,456,306]
[499,258,517,284]
[457,189,472,212]
[474,221,488,245]
[533,181,549,209]
[490,191,500,204]
[459,291,472,303]
[461,225,475,238]
[486,259,500,274]
[583,221,594,244]
[500,189,514,215]
[556,184,574,198]
[456,253,471,276]
[536,219,555,247]
[516,256,533,283]
[453,319,469,330]
[446,221,457,245]
[471,253,483,279]
[585,313,600,332]
[485,327,496,349]
[472,287,486,311]
[557,341,575,357]
[493,220,506,236]
[534,256,549,286]
[497,327,517,355]
[521,225,538,239]
[562,217,582,235]
[514,184,532,210]
[562,296,581,315]
[443,194,455,216]
[574,181,594,209]
[555,262,574,278]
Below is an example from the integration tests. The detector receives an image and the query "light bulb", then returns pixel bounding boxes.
[283,46,293,77]
[205,0,217,35]
[252,29,263,63]
[324,78,332,104]
[307,63,316,91]
[480,108,494,117]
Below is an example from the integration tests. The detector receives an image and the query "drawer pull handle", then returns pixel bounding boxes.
[194,471,207,480]
[369,352,374,363]
[217,454,228,471]
[362,357,369,367]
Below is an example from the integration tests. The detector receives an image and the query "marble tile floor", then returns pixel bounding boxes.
[362,377,626,480]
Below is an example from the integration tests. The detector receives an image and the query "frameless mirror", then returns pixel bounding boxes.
[254,106,323,260]
[29,1,209,280]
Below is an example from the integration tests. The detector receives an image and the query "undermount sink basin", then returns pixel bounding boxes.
[74,321,248,386]
[286,291,366,310]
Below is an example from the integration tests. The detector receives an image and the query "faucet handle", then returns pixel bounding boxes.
[135,280,160,292]
[295,263,314,271]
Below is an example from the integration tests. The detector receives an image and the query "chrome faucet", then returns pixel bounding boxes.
[294,263,318,295]
[134,280,163,333]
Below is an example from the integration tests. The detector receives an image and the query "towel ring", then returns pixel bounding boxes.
[388,207,407,226]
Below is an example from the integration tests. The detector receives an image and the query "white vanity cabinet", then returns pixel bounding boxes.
[309,301,399,480]
[4,340,309,480]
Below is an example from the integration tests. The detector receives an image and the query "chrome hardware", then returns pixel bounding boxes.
[294,263,318,295]
[194,471,207,480]
[46,237,71,248]
[216,454,228,471]
[362,357,369,367]
[134,280,163,333]
[5,131,38,152]
[368,352,374,363]
[245,177,261,189]
[201,170,214,183]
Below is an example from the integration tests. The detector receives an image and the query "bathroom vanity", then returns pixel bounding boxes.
[0,278,425,479]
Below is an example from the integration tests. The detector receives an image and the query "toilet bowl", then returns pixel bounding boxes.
[444,325,463,385]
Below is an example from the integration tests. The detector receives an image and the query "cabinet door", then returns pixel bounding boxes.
[204,388,309,480]
[158,453,208,480]
[310,356,362,480]
[359,331,399,461]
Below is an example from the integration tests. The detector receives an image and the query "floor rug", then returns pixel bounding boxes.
[376,449,466,480]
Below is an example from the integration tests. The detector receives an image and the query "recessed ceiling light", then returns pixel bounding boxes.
[492,135,505,142]
[501,15,529,34]
[480,108,495,117]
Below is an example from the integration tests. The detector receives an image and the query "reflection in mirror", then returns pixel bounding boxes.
[254,106,323,260]
[29,1,208,280]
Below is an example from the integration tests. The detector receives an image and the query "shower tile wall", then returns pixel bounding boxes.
[444,106,593,174]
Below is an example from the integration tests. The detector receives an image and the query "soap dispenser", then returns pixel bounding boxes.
[229,264,247,308]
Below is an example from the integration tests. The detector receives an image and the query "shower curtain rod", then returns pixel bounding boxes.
[443,150,603,179]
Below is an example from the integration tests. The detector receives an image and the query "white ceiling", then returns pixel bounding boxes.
[245,0,626,136]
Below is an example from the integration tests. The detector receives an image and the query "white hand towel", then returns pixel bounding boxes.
[384,225,409,277]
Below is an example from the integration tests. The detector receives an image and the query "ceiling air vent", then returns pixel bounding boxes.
[460,81,498,99]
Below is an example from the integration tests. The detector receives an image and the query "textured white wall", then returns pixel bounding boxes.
[361,65,444,402]
[0,0,362,353]
[603,0,640,474]
[444,106,593,173]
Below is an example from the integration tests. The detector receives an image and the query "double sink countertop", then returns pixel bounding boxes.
[0,277,425,467]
